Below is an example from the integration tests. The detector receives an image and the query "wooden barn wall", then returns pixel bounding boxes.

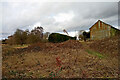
[90,21,111,40]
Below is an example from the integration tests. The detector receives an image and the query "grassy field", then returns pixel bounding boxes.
[2,39,119,78]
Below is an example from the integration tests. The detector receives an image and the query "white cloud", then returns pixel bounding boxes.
[57,31,76,37]
[33,22,41,29]
[68,31,76,37]
[53,11,75,23]
[58,31,81,37]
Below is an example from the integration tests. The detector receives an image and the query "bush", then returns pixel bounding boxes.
[48,33,76,43]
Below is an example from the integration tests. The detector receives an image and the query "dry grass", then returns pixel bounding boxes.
[2,40,119,78]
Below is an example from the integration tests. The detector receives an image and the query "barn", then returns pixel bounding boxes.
[89,20,120,40]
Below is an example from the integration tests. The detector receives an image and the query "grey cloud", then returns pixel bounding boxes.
[1,2,118,39]
[83,3,118,19]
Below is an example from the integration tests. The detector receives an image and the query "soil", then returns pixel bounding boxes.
[89,36,119,57]
[2,37,119,78]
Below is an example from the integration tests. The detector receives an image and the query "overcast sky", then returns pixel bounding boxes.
[0,1,119,39]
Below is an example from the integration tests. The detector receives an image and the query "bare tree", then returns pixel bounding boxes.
[31,26,43,39]
[27,26,44,44]
[63,29,69,35]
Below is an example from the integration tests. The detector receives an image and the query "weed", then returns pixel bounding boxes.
[86,49,104,59]
[12,44,28,49]
[9,70,18,75]
[28,72,33,76]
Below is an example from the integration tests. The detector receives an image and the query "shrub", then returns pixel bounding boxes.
[48,33,76,43]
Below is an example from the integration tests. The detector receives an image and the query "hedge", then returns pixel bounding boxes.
[48,33,76,43]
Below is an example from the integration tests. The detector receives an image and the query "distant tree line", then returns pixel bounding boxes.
[4,26,50,45]
[2,27,91,45]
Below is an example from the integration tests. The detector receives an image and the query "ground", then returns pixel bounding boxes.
[2,36,119,78]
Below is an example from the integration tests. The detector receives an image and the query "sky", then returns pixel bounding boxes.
[0,0,119,39]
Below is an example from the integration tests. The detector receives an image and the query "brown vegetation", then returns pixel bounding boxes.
[2,37,119,78]
[90,36,119,57]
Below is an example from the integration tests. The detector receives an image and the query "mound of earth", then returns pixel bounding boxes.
[55,40,83,49]
[24,40,83,52]
[90,36,119,57]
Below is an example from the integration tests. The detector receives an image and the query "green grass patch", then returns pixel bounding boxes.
[9,70,18,75]
[12,44,29,48]
[86,49,104,59]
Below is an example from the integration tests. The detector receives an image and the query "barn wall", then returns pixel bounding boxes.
[90,21,111,40]
[110,28,120,36]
